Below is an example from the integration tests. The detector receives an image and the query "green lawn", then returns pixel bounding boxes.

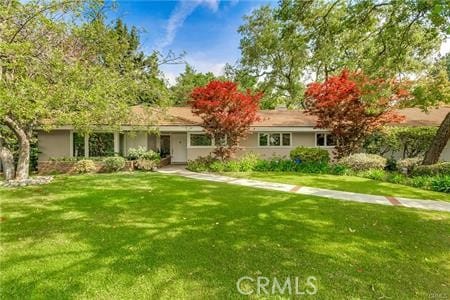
[224,172,450,202]
[1,173,449,299]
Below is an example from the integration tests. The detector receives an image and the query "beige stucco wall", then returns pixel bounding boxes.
[187,132,321,161]
[38,130,71,161]
[124,132,148,156]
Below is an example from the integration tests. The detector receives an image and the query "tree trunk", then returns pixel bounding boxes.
[3,116,32,180]
[422,112,450,165]
[15,136,30,180]
[0,139,15,180]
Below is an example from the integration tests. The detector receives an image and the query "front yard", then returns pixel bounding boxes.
[1,173,449,298]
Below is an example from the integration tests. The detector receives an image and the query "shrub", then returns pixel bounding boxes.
[385,157,398,171]
[103,156,126,172]
[363,126,436,158]
[74,159,96,173]
[140,150,160,161]
[385,172,406,184]
[397,157,423,174]
[209,161,226,172]
[135,158,157,171]
[329,163,348,175]
[339,153,386,171]
[127,146,146,160]
[186,155,217,172]
[412,162,450,177]
[238,152,260,172]
[290,147,330,164]
[430,176,450,193]
[358,169,386,181]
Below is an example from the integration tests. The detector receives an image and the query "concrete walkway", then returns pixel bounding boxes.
[158,165,450,212]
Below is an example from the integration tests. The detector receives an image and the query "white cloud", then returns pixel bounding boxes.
[157,0,220,49]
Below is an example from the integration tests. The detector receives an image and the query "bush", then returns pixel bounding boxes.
[74,159,96,173]
[412,162,450,177]
[103,156,126,172]
[397,157,423,174]
[358,169,386,181]
[430,176,450,193]
[127,147,160,161]
[135,158,157,171]
[238,152,260,171]
[186,155,217,172]
[140,150,160,161]
[289,147,330,164]
[339,153,387,171]
[385,157,398,171]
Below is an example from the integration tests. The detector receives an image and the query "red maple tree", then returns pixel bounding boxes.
[190,80,262,160]
[305,70,409,158]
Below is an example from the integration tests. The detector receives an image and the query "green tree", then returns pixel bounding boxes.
[170,65,215,105]
[0,0,153,180]
[238,0,449,107]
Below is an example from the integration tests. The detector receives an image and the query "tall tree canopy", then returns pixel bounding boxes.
[238,0,450,108]
[170,65,216,105]
[190,81,262,160]
[305,70,408,157]
[0,0,174,180]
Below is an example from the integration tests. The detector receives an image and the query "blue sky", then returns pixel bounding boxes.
[108,1,449,84]
[107,1,274,84]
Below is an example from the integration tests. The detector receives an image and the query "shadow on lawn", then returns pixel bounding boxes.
[0,173,449,299]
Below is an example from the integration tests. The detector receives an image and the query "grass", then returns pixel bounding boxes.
[1,172,449,299]
[224,172,450,202]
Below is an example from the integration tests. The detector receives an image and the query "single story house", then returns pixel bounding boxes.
[37,106,450,163]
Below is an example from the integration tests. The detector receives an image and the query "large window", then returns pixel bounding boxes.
[88,133,115,157]
[258,133,291,147]
[316,133,336,147]
[73,132,85,157]
[189,133,213,147]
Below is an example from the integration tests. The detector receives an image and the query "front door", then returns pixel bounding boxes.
[171,133,187,163]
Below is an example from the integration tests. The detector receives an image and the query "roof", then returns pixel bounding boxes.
[141,106,449,127]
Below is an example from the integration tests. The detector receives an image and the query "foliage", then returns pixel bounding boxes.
[103,156,126,172]
[397,157,423,174]
[363,126,437,158]
[357,169,386,181]
[188,154,347,175]
[127,147,147,160]
[305,70,407,157]
[134,158,157,171]
[0,2,128,179]
[74,160,97,173]
[430,176,450,193]
[385,157,398,172]
[190,80,262,160]
[186,155,217,172]
[126,147,160,161]
[237,0,449,107]
[339,153,387,171]
[170,65,216,105]
[412,162,450,177]
[289,147,330,164]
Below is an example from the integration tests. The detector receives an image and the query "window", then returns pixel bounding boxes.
[89,133,115,157]
[190,134,212,147]
[259,133,291,147]
[73,132,85,157]
[316,133,336,147]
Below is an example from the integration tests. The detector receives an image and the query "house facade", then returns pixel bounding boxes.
[37,106,450,163]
